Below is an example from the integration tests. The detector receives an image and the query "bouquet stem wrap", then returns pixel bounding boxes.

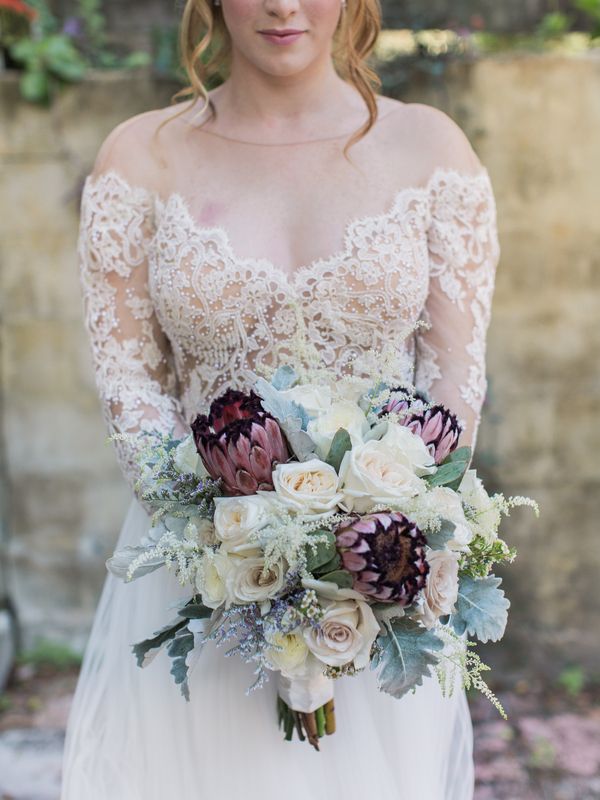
[278,671,334,713]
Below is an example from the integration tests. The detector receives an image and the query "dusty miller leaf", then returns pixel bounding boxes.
[167,626,196,701]
[451,574,510,643]
[132,617,186,668]
[371,618,444,699]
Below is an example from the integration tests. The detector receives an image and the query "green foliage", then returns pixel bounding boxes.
[459,536,517,579]
[574,0,600,36]
[9,32,86,102]
[425,446,471,491]
[557,665,587,696]
[325,428,352,472]
[536,12,573,39]
[18,639,82,670]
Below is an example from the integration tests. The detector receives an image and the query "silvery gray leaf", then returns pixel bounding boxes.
[426,520,457,551]
[253,377,313,430]
[364,420,389,442]
[271,365,298,391]
[278,415,317,461]
[106,546,165,581]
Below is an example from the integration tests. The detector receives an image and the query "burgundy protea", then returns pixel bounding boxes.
[382,387,463,465]
[191,389,290,495]
[335,511,429,605]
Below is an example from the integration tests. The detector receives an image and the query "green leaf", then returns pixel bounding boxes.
[371,618,444,699]
[318,569,353,588]
[20,70,50,103]
[132,617,186,668]
[313,553,341,575]
[325,428,352,472]
[305,530,337,572]
[425,446,471,491]
[167,627,195,700]
[425,520,456,551]
[451,574,510,643]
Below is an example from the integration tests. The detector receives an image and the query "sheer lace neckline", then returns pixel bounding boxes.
[83,165,492,280]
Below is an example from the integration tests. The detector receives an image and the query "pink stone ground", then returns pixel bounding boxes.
[1,666,599,799]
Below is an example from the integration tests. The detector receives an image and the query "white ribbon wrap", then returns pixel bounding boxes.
[277,670,334,713]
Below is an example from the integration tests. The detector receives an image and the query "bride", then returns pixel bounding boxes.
[60,0,500,797]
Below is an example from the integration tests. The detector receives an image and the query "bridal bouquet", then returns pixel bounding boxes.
[108,349,538,750]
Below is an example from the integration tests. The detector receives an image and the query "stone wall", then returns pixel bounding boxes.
[1,53,599,675]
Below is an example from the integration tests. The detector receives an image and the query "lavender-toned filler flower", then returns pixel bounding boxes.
[382,387,462,464]
[334,511,429,604]
[191,389,290,495]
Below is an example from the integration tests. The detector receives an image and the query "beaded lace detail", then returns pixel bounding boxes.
[78,165,500,498]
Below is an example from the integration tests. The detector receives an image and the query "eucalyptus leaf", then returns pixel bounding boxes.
[371,618,444,699]
[451,574,510,643]
[325,428,352,472]
[132,617,187,668]
[305,530,337,573]
[167,626,196,700]
[318,569,353,588]
[425,460,468,489]
[271,365,298,391]
[314,553,342,575]
[425,520,456,551]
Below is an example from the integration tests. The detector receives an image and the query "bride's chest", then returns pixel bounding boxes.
[146,189,432,355]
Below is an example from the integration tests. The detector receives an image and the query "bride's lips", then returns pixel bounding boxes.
[258,29,306,46]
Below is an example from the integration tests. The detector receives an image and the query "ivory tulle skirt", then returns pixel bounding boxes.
[60,496,474,800]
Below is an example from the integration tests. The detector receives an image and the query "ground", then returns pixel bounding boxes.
[1,665,599,799]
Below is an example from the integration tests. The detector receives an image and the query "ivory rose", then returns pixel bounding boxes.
[303,597,380,669]
[414,550,459,629]
[338,439,425,513]
[264,629,310,678]
[195,551,234,609]
[269,459,343,513]
[306,400,369,459]
[459,469,501,544]
[228,555,287,605]
[213,494,274,550]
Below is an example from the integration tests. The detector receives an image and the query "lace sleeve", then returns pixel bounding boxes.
[78,171,188,501]
[414,168,501,452]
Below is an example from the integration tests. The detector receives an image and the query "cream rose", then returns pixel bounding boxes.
[228,556,287,605]
[270,459,343,513]
[303,597,380,669]
[459,469,501,544]
[278,383,332,417]
[195,551,234,609]
[173,434,209,477]
[213,495,274,550]
[307,400,369,459]
[339,439,425,513]
[265,629,310,678]
[415,550,459,629]
[379,422,437,477]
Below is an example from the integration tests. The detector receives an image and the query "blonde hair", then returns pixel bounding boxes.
[164,0,383,158]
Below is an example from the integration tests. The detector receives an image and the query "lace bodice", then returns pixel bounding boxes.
[78,165,500,499]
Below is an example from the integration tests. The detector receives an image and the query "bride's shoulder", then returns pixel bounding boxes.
[87,104,186,193]
[384,100,484,179]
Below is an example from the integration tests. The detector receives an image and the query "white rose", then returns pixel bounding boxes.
[414,550,459,629]
[213,495,273,550]
[195,551,234,609]
[185,516,218,547]
[304,597,380,669]
[459,469,501,544]
[268,459,343,514]
[228,556,287,604]
[307,400,369,459]
[338,439,425,513]
[173,434,209,477]
[380,422,437,477]
[265,629,310,677]
[278,384,332,417]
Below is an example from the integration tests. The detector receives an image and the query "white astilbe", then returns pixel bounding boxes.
[126,530,204,586]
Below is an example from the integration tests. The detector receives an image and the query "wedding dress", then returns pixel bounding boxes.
[60,157,500,800]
